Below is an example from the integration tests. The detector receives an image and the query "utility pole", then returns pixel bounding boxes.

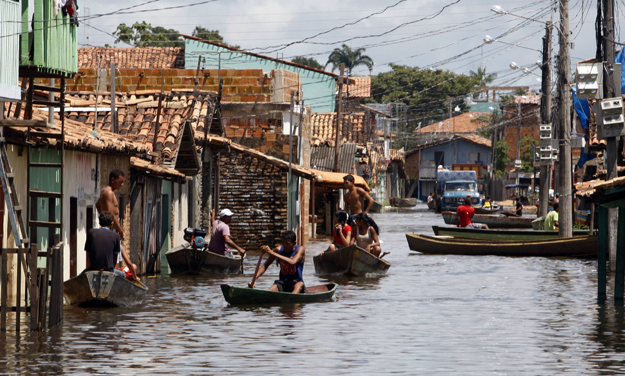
[110,62,117,133]
[603,0,618,180]
[539,22,553,217]
[516,101,521,186]
[558,0,573,238]
[288,91,294,231]
[334,64,345,172]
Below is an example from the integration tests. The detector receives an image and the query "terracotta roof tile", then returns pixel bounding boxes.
[311,112,370,146]
[78,47,185,69]
[414,112,490,135]
[514,95,541,104]
[342,76,371,98]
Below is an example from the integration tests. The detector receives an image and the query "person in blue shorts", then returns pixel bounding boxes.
[248,231,306,293]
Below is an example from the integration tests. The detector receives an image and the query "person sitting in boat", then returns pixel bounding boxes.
[515,197,523,216]
[544,202,559,231]
[323,211,353,254]
[208,209,246,257]
[483,196,492,209]
[456,197,475,228]
[351,213,388,259]
[85,211,139,281]
[248,231,306,293]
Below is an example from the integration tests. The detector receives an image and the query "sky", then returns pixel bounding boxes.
[78,0,611,93]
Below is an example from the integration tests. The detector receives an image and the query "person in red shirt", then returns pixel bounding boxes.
[456,197,476,227]
[323,211,353,254]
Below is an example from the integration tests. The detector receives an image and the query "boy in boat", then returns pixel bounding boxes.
[343,174,374,217]
[544,202,559,231]
[456,197,489,229]
[248,231,306,293]
[208,209,246,256]
[85,211,139,281]
[483,196,492,208]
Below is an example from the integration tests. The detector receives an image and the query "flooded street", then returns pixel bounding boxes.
[2,206,624,374]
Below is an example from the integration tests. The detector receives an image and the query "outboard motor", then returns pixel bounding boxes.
[183,228,208,250]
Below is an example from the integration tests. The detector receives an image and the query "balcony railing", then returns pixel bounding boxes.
[0,0,20,101]
[20,0,77,76]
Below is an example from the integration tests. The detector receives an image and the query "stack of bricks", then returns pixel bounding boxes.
[33,68,273,103]
[218,152,288,250]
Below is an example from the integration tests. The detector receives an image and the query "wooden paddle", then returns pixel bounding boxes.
[249,250,264,289]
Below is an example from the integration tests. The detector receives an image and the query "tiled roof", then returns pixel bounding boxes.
[311,112,369,146]
[343,76,371,98]
[30,89,220,164]
[575,175,625,197]
[414,112,490,134]
[78,47,185,69]
[358,104,392,118]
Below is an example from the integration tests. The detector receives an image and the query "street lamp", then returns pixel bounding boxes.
[483,35,542,54]
[491,5,563,34]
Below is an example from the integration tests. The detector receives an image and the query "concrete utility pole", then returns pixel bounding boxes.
[539,22,553,218]
[603,0,619,180]
[334,64,345,172]
[558,0,573,238]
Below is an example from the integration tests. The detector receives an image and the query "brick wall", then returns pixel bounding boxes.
[501,103,540,161]
[218,152,288,250]
[34,68,273,103]
[503,124,540,161]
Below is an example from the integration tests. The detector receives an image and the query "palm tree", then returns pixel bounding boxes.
[469,66,497,86]
[325,44,374,75]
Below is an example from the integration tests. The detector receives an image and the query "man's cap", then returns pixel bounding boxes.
[219,209,234,217]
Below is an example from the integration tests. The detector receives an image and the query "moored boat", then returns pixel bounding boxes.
[432,225,591,241]
[442,211,535,228]
[63,270,148,308]
[165,243,244,275]
[393,197,418,207]
[405,233,598,258]
[220,283,338,305]
[313,244,390,276]
[370,200,383,213]
[473,206,503,215]
[532,216,545,230]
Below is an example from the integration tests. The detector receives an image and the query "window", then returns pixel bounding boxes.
[434,151,444,167]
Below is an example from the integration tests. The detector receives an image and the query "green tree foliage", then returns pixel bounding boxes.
[495,140,512,177]
[325,44,374,75]
[367,64,479,137]
[113,23,237,48]
[469,66,497,86]
[113,22,183,47]
[191,27,239,49]
[520,136,538,171]
[291,56,323,70]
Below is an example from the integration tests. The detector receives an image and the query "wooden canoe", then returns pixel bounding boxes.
[473,206,503,215]
[63,270,148,308]
[442,211,535,228]
[220,283,338,305]
[313,244,391,276]
[532,216,545,230]
[393,197,418,207]
[370,200,383,213]
[165,243,243,275]
[432,225,591,241]
[406,233,598,257]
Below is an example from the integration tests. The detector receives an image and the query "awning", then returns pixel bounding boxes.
[505,184,529,189]
[312,170,370,191]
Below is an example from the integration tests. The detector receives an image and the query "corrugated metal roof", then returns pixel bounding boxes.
[310,143,357,173]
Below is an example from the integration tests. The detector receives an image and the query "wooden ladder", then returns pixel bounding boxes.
[0,139,29,247]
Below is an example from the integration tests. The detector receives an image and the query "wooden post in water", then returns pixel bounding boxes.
[1,247,7,330]
[598,205,608,303]
[617,207,625,304]
[29,243,38,330]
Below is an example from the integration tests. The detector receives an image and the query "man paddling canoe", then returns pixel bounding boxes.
[248,231,306,293]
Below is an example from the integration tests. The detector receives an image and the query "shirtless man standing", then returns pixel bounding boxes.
[96,169,125,238]
[343,174,374,216]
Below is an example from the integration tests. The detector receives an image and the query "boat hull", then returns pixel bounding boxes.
[406,233,598,257]
[432,225,591,241]
[63,271,148,308]
[575,210,591,226]
[442,211,535,228]
[313,244,391,276]
[393,197,418,207]
[473,206,503,215]
[370,201,383,213]
[165,244,243,275]
[220,283,337,305]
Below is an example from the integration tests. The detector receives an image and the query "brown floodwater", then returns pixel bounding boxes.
[1,205,624,374]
